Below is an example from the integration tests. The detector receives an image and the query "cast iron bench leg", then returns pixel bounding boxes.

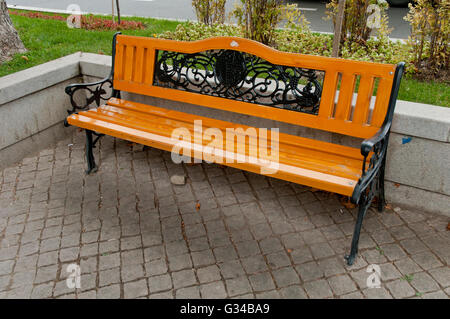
[345,164,385,265]
[377,158,386,212]
[344,200,368,266]
[85,130,98,174]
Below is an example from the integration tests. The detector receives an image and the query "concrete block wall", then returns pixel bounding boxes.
[0,53,81,168]
[1,53,449,217]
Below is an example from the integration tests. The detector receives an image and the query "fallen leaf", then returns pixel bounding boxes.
[394,183,400,188]
[339,196,356,209]
[21,55,29,61]
[195,202,201,211]
[287,249,292,254]
[385,203,393,210]
[447,222,450,231]
[342,201,356,209]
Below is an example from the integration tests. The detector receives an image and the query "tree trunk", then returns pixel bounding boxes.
[332,0,346,57]
[116,0,121,24]
[0,0,26,64]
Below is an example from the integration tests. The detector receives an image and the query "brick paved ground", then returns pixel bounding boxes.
[0,131,449,299]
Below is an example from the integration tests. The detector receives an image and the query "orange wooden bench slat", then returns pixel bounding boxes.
[114,43,125,81]
[134,46,145,84]
[352,75,375,125]
[123,45,135,82]
[318,70,339,119]
[334,72,357,121]
[371,77,393,126]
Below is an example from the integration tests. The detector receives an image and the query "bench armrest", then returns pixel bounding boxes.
[351,126,391,204]
[65,76,117,116]
[360,122,391,158]
[65,32,122,119]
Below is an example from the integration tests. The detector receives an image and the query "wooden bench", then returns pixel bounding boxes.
[65,33,405,265]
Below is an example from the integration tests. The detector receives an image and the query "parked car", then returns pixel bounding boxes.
[386,0,410,6]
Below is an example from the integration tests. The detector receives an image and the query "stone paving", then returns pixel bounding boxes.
[0,130,449,299]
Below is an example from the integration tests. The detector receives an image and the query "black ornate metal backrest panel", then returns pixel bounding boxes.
[153,49,324,115]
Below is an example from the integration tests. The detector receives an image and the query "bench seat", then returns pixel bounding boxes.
[67,97,365,197]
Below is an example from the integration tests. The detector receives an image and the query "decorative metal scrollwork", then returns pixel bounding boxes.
[363,138,386,179]
[65,78,115,115]
[352,133,389,205]
[215,50,247,87]
[153,49,323,115]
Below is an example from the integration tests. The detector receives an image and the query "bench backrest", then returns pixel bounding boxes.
[112,34,402,139]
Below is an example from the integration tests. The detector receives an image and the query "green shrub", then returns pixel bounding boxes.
[158,22,242,41]
[231,0,282,45]
[275,30,333,56]
[192,0,226,26]
[326,0,391,53]
[404,0,449,81]
[159,22,413,72]
[231,0,308,46]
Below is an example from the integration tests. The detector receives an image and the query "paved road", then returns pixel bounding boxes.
[6,0,411,39]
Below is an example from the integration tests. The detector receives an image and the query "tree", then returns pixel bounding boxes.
[192,0,226,26]
[0,0,26,63]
